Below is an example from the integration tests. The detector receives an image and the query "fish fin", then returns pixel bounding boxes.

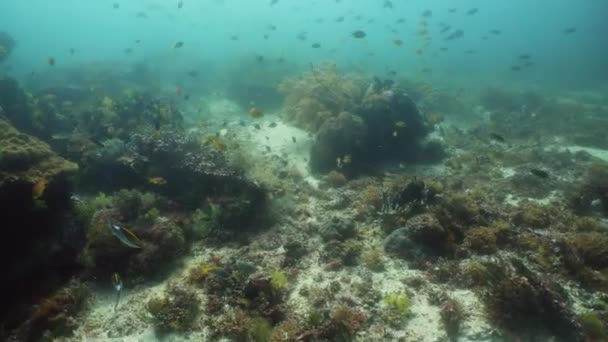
[121,226,143,246]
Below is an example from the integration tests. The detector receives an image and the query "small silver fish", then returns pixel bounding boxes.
[112,273,123,311]
[108,222,141,248]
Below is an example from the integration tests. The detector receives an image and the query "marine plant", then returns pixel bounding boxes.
[248,316,273,342]
[578,312,608,340]
[362,248,385,272]
[190,208,213,239]
[382,292,411,322]
[270,269,288,292]
[570,232,608,270]
[327,304,367,339]
[146,284,200,334]
[439,296,464,341]
[463,222,509,255]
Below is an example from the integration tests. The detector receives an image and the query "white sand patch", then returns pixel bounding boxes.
[246,116,318,187]
[450,289,494,340]
[558,145,608,162]
[500,166,516,178]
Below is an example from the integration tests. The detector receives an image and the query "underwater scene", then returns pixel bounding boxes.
[1,0,608,341]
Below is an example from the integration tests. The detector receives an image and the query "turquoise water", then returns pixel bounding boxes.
[1,0,607,91]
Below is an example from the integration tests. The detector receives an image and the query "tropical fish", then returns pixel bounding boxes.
[446,29,464,40]
[108,222,142,248]
[489,133,506,143]
[249,107,264,118]
[148,177,167,185]
[563,27,576,34]
[32,179,47,199]
[112,273,123,311]
[530,169,550,179]
[352,30,366,38]
[173,41,184,49]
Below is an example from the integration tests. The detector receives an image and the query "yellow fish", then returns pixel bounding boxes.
[148,177,167,185]
[32,179,47,199]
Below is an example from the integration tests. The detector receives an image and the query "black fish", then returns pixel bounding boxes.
[467,8,478,15]
[254,124,261,130]
[489,133,506,143]
[510,65,522,71]
[296,32,308,41]
[446,29,463,40]
[311,43,321,48]
[187,70,198,77]
[518,54,531,59]
[563,27,576,34]
[422,9,432,18]
[177,1,184,9]
[530,168,549,179]
[269,122,277,128]
[448,8,457,13]
[383,0,393,9]
[174,41,184,49]
[335,16,345,23]
[490,29,501,35]
[270,0,279,5]
[440,26,451,33]
[292,136,297,143]
[352,30,366,38]
[113,3,120,9]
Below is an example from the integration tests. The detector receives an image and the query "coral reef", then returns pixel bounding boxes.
[0,119,81,334]
[278,63,363,132]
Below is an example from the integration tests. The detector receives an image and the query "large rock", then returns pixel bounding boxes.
[310,111,366,175]
[359,79,432,162]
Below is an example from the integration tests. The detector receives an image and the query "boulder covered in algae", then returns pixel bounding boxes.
[0,119,81,337]
[0,119,78,184]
